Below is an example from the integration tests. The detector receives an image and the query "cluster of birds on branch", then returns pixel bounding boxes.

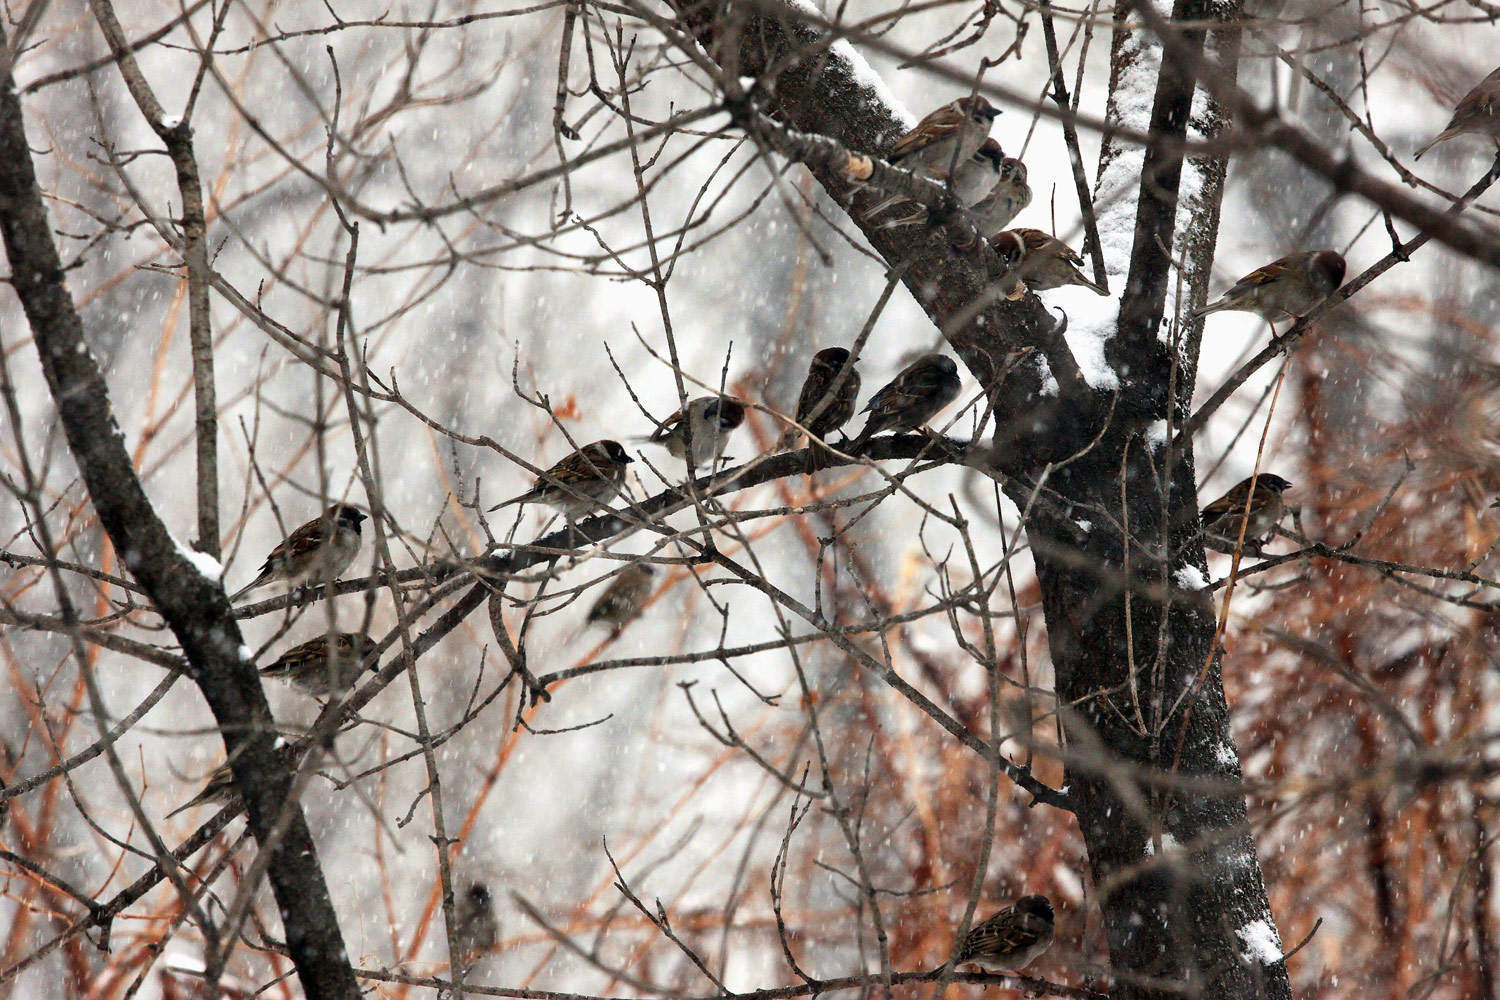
[164,63,1500,970]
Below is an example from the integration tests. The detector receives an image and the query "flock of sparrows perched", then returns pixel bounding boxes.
[168,63,1500,972]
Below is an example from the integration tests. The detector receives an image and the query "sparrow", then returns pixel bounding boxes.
[970,156,1032,237]
[454,882,500,964]
[1200,474,1293,550]
[258,632,378,698]
[867,139,1003,227]
[887,96,1001,177]
[991,228,1108,295]
[639,397,746,467]
[1191,250,1346,334]
[489,440,634,519]
[781,347,863,471]
[953,895,1055,972]
[848,354,962,450]
[165,745,302,819]
[230,504,366,602]
[586,562,655,630]
[1414,64,1500,159]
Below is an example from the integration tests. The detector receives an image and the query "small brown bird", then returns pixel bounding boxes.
[586,563,655,631]
[887,96,1001,176]
[783,347,862,471]
[849,354,962,450]
[970,156,1032,237]
[991,229,1108,296]
[1191,251,1346,334]
[867,139,1003,227]
[165,745,302,819]
[231,504,366,602]
[490,441,634,519]
[1414,64,1500,159]
[1200,474,1293,550]
[953,895,1055,972]
[640,397,746,468]
[454,883,500,966]
[259,633,378,698]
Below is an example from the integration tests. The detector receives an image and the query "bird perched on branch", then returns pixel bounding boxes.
[1191,250,1346,335]
[1414,64,1500,159]
[454,883,500,966]
[848,354,961,450]
[952,895,1055,972]
[970,155,1032,236]
[639,396,745,468]
[1200,474,1293,552]
[165,745,303,819]
[991,229,1108,296]
[782,347,862,472]
[586,563,655,632]
[887,96,1001,179]
[259,632,377,698]
[867,138,1003,227]
[230,504,366,602]
[490,441,634,519]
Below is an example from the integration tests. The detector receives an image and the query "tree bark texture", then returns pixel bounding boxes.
[0,32,361,1000]
[667,2,1291,997]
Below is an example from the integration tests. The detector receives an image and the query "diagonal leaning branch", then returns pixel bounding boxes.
[0,25,361,1000]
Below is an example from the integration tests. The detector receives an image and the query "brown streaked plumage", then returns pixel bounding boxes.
[490,440,634,519]
[259,632,377,698]
[586,563,656,631]
[991,228,1107,296]
[1414,65,1500,159]
[953,895,1055,972]
[231,504,366,602]
[1192,251,1346,333]
[783,348,862,471]
[849,355,962,450]
[1200,473,1293,551]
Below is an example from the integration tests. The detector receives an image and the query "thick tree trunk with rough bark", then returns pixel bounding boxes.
[0,26,362,1000]
[668,1,1292,997]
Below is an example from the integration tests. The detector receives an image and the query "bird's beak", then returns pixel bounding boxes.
[983,107,1002,121]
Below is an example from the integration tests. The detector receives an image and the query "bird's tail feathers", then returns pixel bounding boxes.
[228,577,265,603]
[1077,273,1109,296]
[1412,130,1449,160]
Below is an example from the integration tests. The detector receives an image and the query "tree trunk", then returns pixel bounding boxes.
[667,1,1292,996]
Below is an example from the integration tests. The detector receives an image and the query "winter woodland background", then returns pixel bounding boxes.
[2,0,1499,998]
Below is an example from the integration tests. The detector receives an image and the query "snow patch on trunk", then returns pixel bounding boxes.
[1235,918,1284,965]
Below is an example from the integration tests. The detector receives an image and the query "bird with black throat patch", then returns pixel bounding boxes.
[230,504,366,603]
[489,440,634,520]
